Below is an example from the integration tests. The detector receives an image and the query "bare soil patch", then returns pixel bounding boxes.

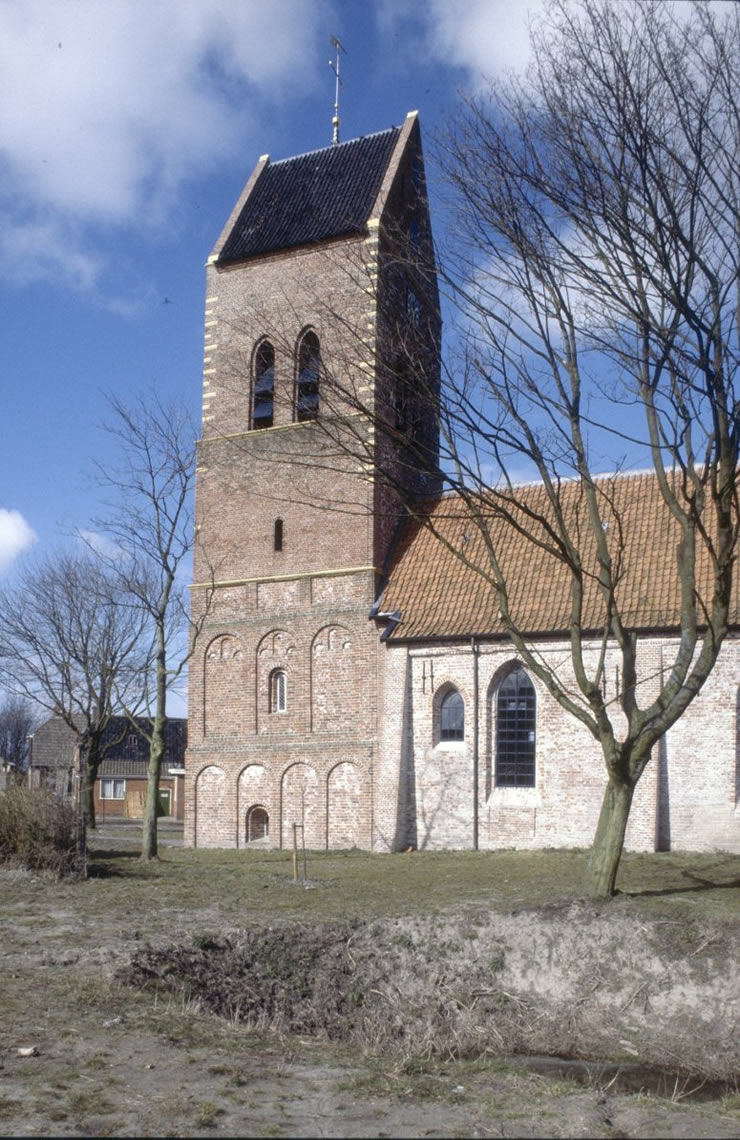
[1,835,739,1137]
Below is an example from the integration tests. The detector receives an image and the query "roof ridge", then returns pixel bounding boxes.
[269,125,400,167]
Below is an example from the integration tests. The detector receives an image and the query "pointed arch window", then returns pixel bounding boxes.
[270,669,287,714]
[296,331,320,421]
[253,341,274,429]
[496,667,536,787]
[440,687,464,742]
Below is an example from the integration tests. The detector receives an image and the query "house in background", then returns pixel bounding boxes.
[28,717,187,820]
[26,717,76,800]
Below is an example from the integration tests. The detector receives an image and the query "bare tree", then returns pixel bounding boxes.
[0,554,149,829]
[222,0,739,896]
[0,694,38,776]
[417,0,740,895]
[92,392,201,861]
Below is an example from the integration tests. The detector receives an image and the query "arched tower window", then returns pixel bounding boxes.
[270,669,287,713]
[496,667,536,787]
[274,518,283,552]
[439,687,464,742]
[296,331,320,421]
[253,341,274,429]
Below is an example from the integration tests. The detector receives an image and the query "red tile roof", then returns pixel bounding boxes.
[379,472,739,640]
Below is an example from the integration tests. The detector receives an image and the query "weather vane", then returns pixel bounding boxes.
[329,35,346,146]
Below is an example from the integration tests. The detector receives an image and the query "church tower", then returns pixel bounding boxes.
[185,111,440,850]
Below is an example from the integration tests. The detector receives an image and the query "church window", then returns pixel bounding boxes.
[495,667,536,787]
[439,687,465,742]
[246,805,269,842]
[296,330,320,421]
[274,518,283,552]
[253,341,275,429]
[270,669,287,713]
[406,286,422,328]
[409,217,420,250]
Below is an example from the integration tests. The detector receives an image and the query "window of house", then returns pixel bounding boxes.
[439,687,465,742]
[270,669,287,714]
[495,667,536,787]
[100,778,125,800]
[253,341,275,429]
[274,518,283,552]
[296,331,320,421]
[246,805,269,842]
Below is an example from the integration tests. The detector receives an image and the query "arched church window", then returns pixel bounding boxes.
[496,666,536,787]
[439,687,464,742]
[270,669,287,714]
[246,805,269,842]
[253,341,274,429]
[296,331,320,421]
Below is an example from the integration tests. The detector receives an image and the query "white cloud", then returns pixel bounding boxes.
[75,529,126,562]
[0,510,37,571]
[0,0,332,287]
[379,0,541,89]
[423,0,542,86]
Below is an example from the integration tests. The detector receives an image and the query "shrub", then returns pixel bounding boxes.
[0,784,83,876]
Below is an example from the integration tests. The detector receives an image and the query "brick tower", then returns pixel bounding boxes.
[185,111,440,849]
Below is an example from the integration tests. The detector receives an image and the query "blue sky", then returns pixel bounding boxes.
[0,0,544,576]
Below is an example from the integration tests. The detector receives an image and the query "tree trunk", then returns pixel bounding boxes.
[84,765,96,830]
[585,778,634,897]
[140,720,164,861]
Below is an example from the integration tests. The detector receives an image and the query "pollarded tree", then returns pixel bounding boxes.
[427,0,740,895]
[0,553,150,829]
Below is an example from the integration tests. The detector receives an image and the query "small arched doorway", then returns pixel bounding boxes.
[245,804,269,843]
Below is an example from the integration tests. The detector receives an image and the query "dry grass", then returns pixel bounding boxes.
[85,836,740,926]
[2,835,738,1138]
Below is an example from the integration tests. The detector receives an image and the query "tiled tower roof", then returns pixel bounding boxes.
[218,126,401,262]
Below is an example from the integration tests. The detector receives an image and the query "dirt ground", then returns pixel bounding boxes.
[1,832,739,1138]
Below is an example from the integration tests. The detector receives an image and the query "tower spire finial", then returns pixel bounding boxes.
[329,35,346,146]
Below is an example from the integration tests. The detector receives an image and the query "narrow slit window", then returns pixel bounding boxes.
[274,518,283,552]
[270,669,287,714]
[296,331,320,421]
[253,341,274,429]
